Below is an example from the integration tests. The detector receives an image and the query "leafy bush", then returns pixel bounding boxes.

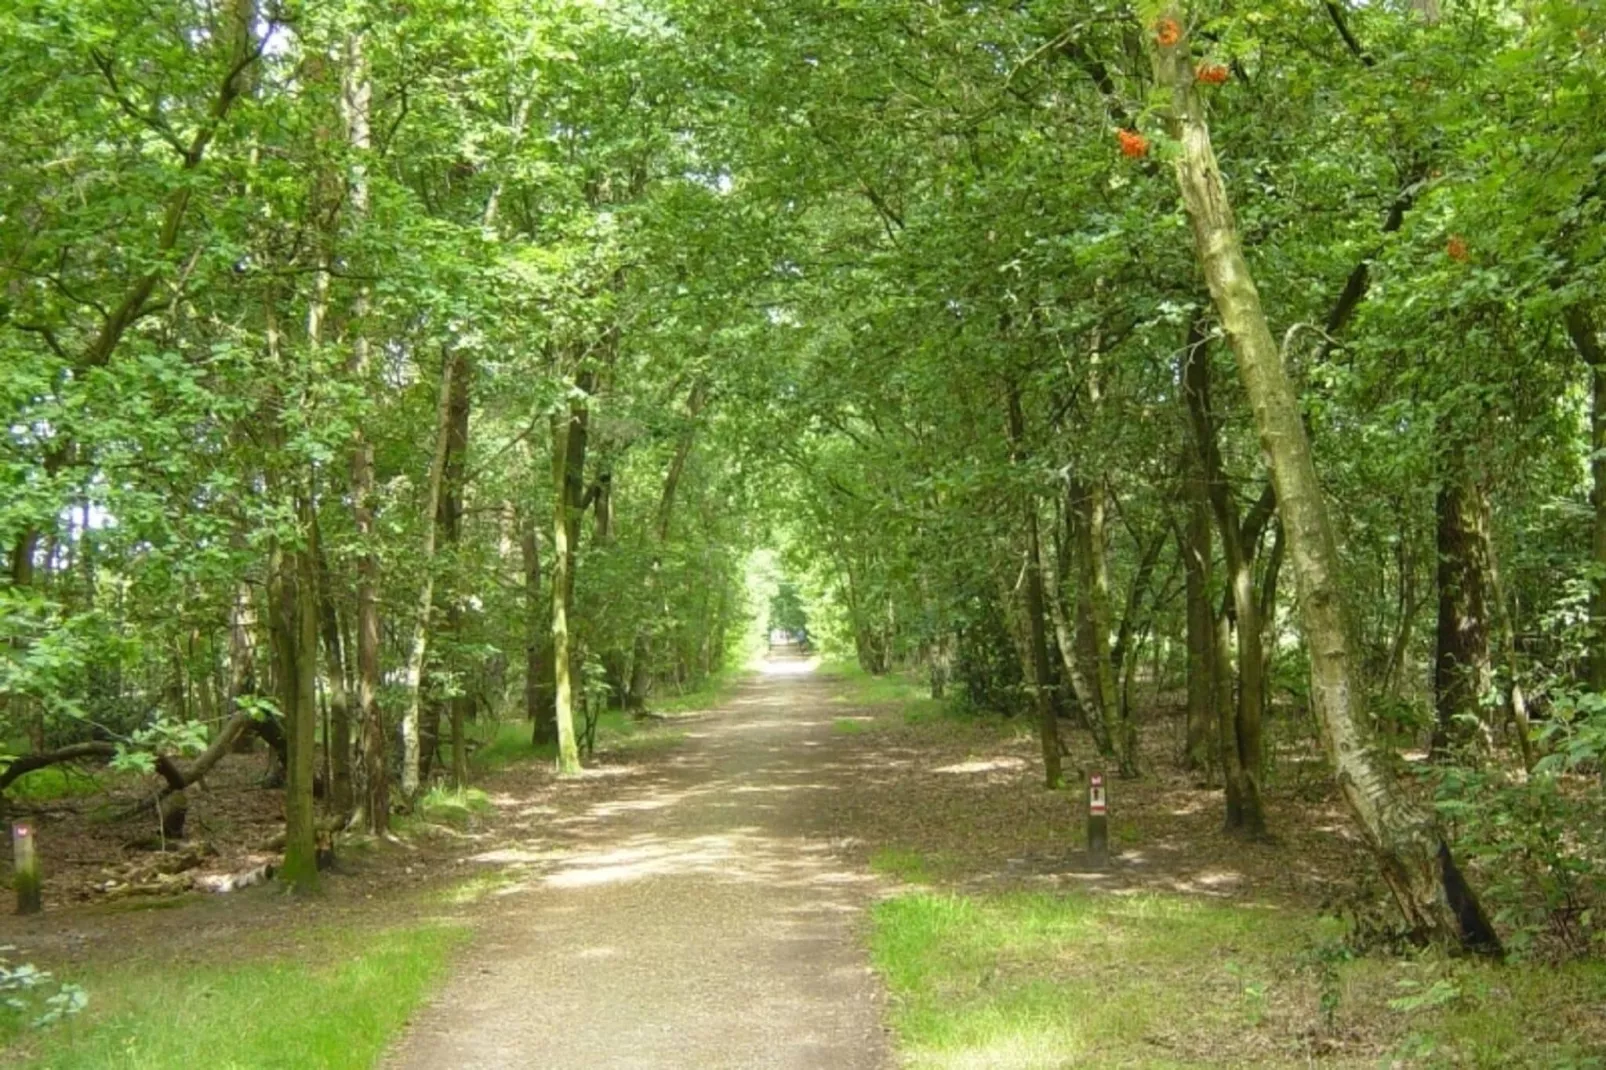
[1431,756,1606,959]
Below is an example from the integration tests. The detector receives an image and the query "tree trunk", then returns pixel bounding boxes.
[1484,530,1537,770]
[1071,478,1133,776]
[1007,387,1064,788]
[1045,530,1108,748]
[1182,330,1268,837]
[551,371,594,776]
[313,519,353,816]
[343,33,387,837]
[1112,522,1170,743]
[1433,467,1493,754]
[400,352,460,801]
[438,352,472,788]
[1151,11,1499,953]
[521,515,555,745]
[268,516,318,894]
[1213,608,1245,823]
[1182,451,1216,773]
[1564,308,1606,692]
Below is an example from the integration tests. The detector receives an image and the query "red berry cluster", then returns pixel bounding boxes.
[1446,235,1470,262]
[1117,129,1149,159]
[1196,63,1229,85]
[1155,17,1182,47]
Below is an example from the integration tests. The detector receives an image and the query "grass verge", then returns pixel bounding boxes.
[648,669,740,716]
[871,887,1606,1069]
[5,919,468,1068]
[818,660,1016,736]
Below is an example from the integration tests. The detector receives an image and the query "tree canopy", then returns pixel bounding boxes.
[3,0,1606,951]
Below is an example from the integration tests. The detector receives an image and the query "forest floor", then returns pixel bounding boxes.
[1,657,1604,1067]
[814,666,1606,1069]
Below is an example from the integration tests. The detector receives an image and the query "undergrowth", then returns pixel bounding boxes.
[5,765,124,802]
[872,887,1606,1069]
[846,669,1606,1068]
[415,785,493,828]
[471,699,698,773]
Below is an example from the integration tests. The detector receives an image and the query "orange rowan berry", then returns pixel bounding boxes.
[1446,235,1470,262]
[1155,17,1182,47]
[1196,63,1229,85]
[1117,129,1149,158]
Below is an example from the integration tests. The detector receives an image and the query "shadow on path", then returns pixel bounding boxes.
[385,655,889,1070]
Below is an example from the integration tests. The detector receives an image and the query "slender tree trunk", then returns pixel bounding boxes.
[437,351,472,787]
[1045,530,1107,747]
[342,33,387,836]
[1484,531,1537,769]
[1182,337,1268,836]
[1072,478,1133,776]
[550,371,593,775]
[521,512,555,745]
[1182,454,1216,773]
[303,149,352,818]
[1433,466,1493,754]
[399,353,460,801]
[551,431,580,774]
[1151,12,1498,952]
[1213,607,1245,823]
[269,511,319,894]
[314,519,353,816]
[1007,387,1064,788]
[1564,309,1606,692]
[1380,530,1421,699]
[1112,523,1169,742]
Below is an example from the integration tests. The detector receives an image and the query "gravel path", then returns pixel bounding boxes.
[385,657,890,1069]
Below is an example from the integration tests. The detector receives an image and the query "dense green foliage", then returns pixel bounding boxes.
[3,0,1606,954]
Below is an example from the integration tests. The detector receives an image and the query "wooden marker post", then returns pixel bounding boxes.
[1087,772,1108,866]
[13,821,40,915]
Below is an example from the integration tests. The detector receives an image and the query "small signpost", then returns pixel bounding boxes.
[13,821,40,915]
[1087,771,1108,866]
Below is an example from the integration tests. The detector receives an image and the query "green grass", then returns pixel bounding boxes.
[871,847,938,884]
[832,717,872,734]
[471,719,551,771]
[471,707,690,772]
[5,920,468,1069]
[415,785,493,827]
[870,890,1606,1069]
[819,660,1023,740]
[818,660,926,702]
[647,670,740,715]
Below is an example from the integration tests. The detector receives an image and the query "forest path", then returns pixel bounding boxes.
[384,654,889,1069]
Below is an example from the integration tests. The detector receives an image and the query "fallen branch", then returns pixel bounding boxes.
[0,743,117,794]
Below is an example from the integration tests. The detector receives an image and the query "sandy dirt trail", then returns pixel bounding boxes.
[385,656,890,1069]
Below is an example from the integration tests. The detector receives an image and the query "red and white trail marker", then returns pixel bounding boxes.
[1086,771,1109,866]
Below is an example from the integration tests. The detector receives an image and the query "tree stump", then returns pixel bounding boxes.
[158,791,188,841]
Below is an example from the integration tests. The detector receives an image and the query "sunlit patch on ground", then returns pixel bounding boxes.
[933,756,1026,775]
[755,653,822,676]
